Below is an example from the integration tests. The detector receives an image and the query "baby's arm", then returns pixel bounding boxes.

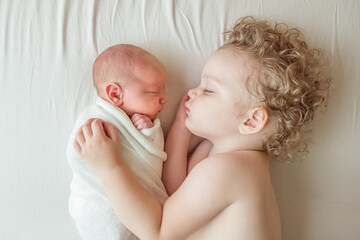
[131,113,153,130]
[162,94,192,195]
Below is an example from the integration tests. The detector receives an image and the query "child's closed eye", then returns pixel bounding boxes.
[203,89,214,93]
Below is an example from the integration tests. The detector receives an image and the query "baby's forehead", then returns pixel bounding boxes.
[108,50,160,72]
[125,57,166,86]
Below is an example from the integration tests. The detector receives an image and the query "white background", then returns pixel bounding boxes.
[0,0,359,239]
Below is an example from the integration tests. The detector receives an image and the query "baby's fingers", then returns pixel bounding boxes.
[131,114,153,130]
[131,113,146,123]
[134,119,152,130]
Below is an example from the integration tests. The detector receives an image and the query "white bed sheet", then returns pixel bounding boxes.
[0,0,359,239]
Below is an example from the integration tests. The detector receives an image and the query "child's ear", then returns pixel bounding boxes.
[105,83,123,107]
[239,107,268,135]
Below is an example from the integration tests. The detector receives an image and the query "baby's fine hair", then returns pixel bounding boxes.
[223,16,331,161]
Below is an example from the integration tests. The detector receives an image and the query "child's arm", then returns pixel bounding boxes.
[74,119,233,240]
[162,94,192,195]
[187,139,213,173]
[163,94,213,195]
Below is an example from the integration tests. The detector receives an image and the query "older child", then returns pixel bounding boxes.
[74,17,330,239]
[67,44,168,240]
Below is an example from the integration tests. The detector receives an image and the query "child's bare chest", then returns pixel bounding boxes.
[186,202,244,239]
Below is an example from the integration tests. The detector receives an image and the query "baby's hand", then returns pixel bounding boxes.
[73,118,123,175]
[131,113,154,130]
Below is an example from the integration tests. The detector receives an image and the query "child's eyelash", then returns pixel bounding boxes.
[203,89,214,93]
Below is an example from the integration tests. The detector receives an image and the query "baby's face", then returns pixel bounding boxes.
[120,63,168,121]
[185,47,258,139]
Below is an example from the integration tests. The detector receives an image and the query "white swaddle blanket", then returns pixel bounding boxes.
[67,97,168,240]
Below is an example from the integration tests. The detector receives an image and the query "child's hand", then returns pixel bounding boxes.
[175,93,190,124]
[73,118,123,176]
[131,113,154,130]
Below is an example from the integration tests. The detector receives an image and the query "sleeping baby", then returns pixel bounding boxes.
[67,44,169,240]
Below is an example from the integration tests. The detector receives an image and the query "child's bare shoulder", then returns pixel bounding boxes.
[200,150,269,174]
[193,151,271,196]
[168,150,279,239]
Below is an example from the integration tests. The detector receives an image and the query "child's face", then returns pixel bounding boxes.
[185,47,257,139]
[121,63,168,121]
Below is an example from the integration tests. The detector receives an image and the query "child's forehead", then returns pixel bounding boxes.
[213,47,254,63]
[202,74,220,83]
[203,48,258,83]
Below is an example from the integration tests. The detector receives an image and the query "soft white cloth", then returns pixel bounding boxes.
[67,97,168,240]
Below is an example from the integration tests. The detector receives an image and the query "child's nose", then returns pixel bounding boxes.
[188,88,199,98]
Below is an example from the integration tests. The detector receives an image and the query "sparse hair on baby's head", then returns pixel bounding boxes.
[223,16,331,161]
[92,44,164,96]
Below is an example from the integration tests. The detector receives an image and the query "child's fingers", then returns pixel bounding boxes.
[75,129,85,146]
[82,122,93,139]
[177,93,190,113]
[73,139,82,154]
[91,119,106,138]
[103,121,120,141]
[181,93,190,103]
[84,118,97,126]
[81,118,97,138]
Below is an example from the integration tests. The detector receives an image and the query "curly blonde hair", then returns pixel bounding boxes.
[222,16,331,161]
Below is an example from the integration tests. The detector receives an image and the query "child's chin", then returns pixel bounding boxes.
[185,120,198,135]
[184,118,190,128]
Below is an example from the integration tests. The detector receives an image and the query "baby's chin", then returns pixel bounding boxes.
[146,113,158,121]
[148,110,163,121]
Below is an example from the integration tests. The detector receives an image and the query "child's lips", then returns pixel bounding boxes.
[185,104,190,113]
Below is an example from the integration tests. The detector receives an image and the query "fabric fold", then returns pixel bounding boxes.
[67,97,168,240]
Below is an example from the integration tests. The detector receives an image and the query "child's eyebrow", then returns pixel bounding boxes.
[203,74,220,84]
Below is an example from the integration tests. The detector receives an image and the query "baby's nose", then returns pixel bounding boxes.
[160,93,168,104]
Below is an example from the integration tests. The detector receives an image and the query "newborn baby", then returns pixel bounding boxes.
[67,44,168,240]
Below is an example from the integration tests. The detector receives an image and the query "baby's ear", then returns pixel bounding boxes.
[239,107,268,135]
[105,83,123,107]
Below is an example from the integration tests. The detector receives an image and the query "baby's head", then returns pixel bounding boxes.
[93,44,168,120]
[186,17,330,161]
[222,16,331,160]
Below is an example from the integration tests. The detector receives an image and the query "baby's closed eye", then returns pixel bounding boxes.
[146,91,159,95]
